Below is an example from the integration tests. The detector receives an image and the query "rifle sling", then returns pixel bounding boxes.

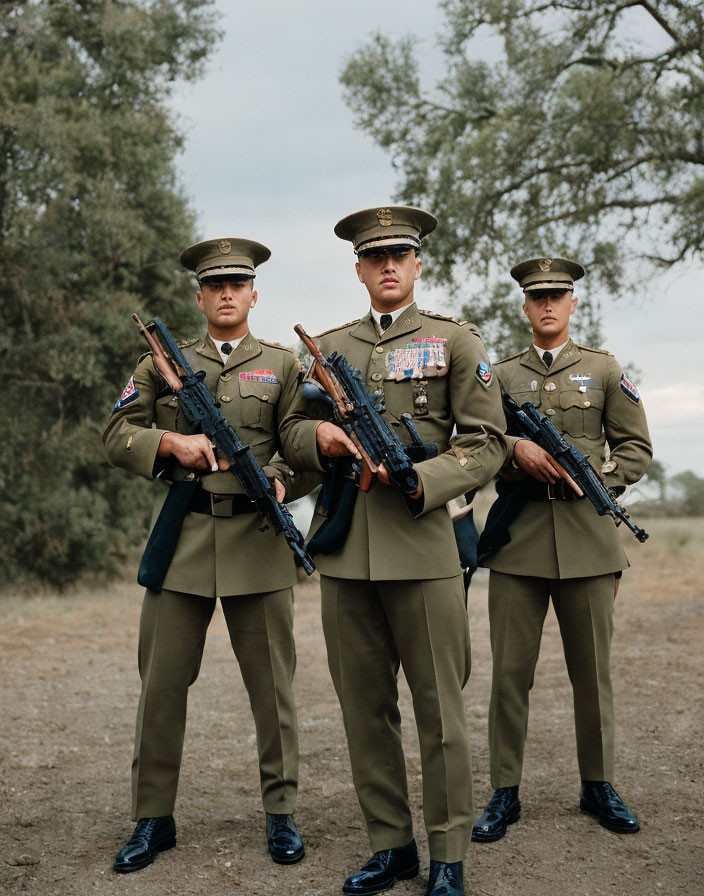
[138,479,198,593]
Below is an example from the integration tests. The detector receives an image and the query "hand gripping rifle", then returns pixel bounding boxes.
[294,324,437,495]
[502,394,648,543]
[134,314,316,575]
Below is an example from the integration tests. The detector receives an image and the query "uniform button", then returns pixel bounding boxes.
[375,346,384,354]
[372,389,384,396]
[244,343,251,350]
[545,408,556,415]
[544,382,556,392]
[404,318,411,324]
[583,400,591,407]
[371,373,382,382]
[220,372,231,381]
[219,394,232,402]
[262,393,269,401]
[168,397,178,406]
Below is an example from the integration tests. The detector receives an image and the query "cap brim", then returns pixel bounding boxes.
[356,237,421,254]
[523,281,574,292]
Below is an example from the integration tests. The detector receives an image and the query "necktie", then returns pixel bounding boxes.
[543,351,553,369]
[380,313,393,331]
[221,342,233,356]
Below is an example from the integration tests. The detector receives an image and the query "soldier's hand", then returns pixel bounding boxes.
[274,478,286,503]
[316,422,361,459]
[377,464,423,499]
[513,439,583,496]
[158,432,229,473]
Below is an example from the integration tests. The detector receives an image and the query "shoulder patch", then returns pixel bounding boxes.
[418,309,467,326]
[258,339,295,354]
[575,343,612,356]
[315,319,361,337]
[178,337,199,348]
[496,348,529,364]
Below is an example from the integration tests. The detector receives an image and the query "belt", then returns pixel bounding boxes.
[188,487,258,517]
[523,479,582,502]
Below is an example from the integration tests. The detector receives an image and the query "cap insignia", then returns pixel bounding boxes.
[539,258,552,272]
[218,240,232,254]
[377,208,393,227]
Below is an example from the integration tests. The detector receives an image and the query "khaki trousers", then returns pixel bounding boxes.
[321,574,472,862]
[488,571,616,787]
[131,587,298,819]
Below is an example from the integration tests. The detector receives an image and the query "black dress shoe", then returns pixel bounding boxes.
[471,786,520,843]
[266,812,305,864]
[113,815,176,873]
[580,780,640,833]
[342,840,419,895]
[427,860,465,896]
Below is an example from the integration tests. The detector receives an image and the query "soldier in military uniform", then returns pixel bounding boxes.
[103,239,313,873]
[280,207,507,896]
[471,257,652,844]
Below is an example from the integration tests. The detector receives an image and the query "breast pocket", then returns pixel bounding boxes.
[237,380,282,430]
[154,393,181,431]
[559,389,604,439]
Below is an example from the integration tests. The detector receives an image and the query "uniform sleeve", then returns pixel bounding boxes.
[602,356,652,488]
[412,326,508,515]
[102,355,170,480]
[278,338,330,474]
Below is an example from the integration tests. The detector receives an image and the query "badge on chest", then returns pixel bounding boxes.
[385,338,447,380]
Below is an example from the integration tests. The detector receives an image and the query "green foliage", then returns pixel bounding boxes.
[0,0,218,587]
[341,1,704,354]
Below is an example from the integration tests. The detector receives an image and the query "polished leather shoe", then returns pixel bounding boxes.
[426,860,465,896]
[342,840,419,895]
[471,786,520,843]
[266,812,305,864]
[113,815,176,873]
[580,780,640,833]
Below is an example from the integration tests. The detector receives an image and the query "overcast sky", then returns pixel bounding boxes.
[168,0,704,477]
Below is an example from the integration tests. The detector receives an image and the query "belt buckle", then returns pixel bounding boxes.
[547,482,557,501]
[210,494,233,517]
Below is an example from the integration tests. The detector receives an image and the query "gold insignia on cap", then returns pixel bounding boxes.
[218,240,232,254]
[539,258,553,272]
[377,208,393,227]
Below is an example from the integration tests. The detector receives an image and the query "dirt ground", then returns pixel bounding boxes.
[1,517,702,896]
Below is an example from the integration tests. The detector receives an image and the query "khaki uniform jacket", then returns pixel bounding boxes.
[486,340,652,579]
[103,333,315,597]
[280,304,508,580]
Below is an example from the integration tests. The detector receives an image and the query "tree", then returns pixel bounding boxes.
[0,0,218,587]
[340,1,704,353]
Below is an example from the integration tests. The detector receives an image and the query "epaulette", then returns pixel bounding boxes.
[418,309,467,326]
[178,337,199,348]
[575,343,612,356]
[315,319,361,337]
[495,348,529,364]
[138,350,153,364]
[259,338,295,354]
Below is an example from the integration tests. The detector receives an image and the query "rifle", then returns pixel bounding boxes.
[133,314,316,575]
[294,324,437,495]
[502,394,648,543]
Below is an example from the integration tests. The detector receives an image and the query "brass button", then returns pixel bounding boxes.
[375,346,384,354]
[584,400,591,407]
[220,372,231,381]
[545,408,556,415]
[404,318,411,324]
[372,389,384,397]
[244,343,251,350]
[544,382,556,392]
[262,393,269,401]
[219,394,232,403]
[371,373,382,382]
[168,397,178,406]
